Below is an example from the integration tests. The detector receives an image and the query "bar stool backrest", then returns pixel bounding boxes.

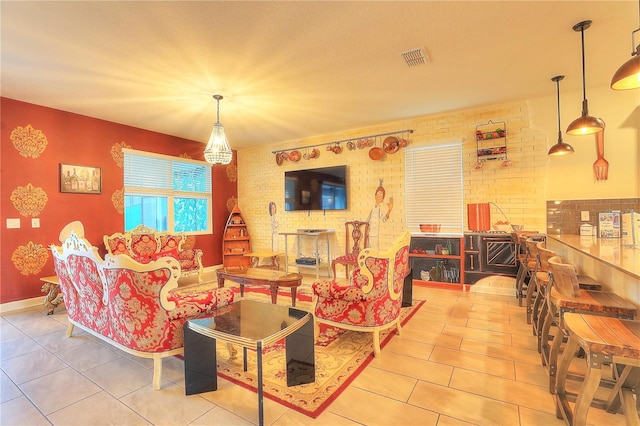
[548,256,582,298]
[525,238,541,270]
[536,242,556,272]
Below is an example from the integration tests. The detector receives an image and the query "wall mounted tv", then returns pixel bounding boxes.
[284,165,347,211]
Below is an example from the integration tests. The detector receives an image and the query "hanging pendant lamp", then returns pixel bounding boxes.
[566,20,605,136]
[611,0,640,90]
[548,75,575,156]
[204,95,233,165]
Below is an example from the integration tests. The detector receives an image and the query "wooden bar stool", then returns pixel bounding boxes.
[533,243,603,350]
[556,313,640,426]
[541,256,636,394]
[516,234,544,308]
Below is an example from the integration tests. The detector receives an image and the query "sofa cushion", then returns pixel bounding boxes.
[167,284,235,320]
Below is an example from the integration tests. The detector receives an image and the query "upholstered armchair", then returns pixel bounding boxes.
[312,231,411,357]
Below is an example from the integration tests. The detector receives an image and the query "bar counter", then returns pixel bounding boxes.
[546,235,640,305]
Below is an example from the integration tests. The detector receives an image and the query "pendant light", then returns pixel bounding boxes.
[611,0,640,90]
[548,75,575,156]
[566,20,605,136]
[204,95,233,165]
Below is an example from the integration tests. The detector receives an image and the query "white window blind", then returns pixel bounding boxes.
[123,149,212,234]
[405,142,464,235]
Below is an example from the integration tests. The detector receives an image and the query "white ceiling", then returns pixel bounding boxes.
[1,1,637,149]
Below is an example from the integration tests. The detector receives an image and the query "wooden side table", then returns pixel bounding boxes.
[40,275,62,315]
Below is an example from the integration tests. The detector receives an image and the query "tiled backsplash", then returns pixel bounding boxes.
[546,198,640,235]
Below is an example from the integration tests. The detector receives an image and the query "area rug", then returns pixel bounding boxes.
[214,283,425,418]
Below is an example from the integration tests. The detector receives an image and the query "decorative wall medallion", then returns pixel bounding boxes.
[12,241,49,276]
[111,141,131,167]
[226,196,238,213]
[111,189,124,214]
[226,163,237,182]
[10,183,48,217]
[10,125,48,158]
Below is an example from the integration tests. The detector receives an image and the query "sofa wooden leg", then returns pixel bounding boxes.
[396,321,402,336]
[66,323,74,338]
[152,356,162,390]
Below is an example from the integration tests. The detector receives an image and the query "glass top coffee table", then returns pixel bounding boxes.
[216,266,303,307]
[183,299,315,426]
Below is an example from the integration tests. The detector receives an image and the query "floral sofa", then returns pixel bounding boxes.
[103,224,203,276]
[51,231,234,390]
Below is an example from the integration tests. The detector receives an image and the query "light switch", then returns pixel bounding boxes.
[581,211,590,221]
[32,218,40,228]
[6,218,20,229]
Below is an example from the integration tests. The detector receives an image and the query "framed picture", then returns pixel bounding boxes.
[60,163,102,194]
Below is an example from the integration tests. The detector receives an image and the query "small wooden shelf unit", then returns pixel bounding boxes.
[222,205,251,268]
[409,234,467,291]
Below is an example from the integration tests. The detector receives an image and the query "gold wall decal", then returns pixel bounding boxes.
[111,141,131,167]
[111,189,124,214]
[10,183,48,217]
[10,125,48,158]
[226,163,238,182]
[179,153,192,159]
[12,241,49,276]
[226,196,238,213]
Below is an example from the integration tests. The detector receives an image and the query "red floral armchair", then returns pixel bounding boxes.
[312,231,411,357]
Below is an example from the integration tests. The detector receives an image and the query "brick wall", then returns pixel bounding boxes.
[237,100,548,263]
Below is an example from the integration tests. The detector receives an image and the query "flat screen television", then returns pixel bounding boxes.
[284,165,347,211]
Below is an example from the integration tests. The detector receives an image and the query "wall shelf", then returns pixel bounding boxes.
[476,120,507,162]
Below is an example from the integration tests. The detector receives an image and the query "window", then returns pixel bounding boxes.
[405,142,464,235]
[123,149,212,234]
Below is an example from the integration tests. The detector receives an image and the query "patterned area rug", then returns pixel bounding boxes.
[216,283,425,418]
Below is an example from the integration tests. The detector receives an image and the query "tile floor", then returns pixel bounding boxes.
[0,281,630,425]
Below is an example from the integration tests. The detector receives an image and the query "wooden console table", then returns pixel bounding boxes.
[40,275,62,315]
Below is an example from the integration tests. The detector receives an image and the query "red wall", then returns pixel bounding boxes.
[1,98,237,304]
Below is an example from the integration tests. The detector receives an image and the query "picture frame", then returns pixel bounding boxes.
[60,163,102,194]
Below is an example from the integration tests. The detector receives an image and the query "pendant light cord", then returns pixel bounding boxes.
[580,27,587,105]
[555,78,562,140]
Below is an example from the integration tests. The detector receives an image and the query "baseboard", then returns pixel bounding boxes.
[0,296,43,314]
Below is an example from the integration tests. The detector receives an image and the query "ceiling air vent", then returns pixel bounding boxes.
[401,48,427,67]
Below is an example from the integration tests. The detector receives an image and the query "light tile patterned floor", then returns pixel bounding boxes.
[0,284,630,425]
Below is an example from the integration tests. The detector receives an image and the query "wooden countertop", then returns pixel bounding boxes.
[547,235,640,280]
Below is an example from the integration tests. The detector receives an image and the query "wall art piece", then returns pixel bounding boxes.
[10,183,48,217]
[10,124,48,158]
[11,241,49,275]
[111,189,124,214]
[110,141,131,167]
[60,163,102,194]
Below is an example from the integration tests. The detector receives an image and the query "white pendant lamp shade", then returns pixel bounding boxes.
[204,95,233,165]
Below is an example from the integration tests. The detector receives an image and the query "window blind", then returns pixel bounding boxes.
[405,142,463,235]
[124,150,211,194]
